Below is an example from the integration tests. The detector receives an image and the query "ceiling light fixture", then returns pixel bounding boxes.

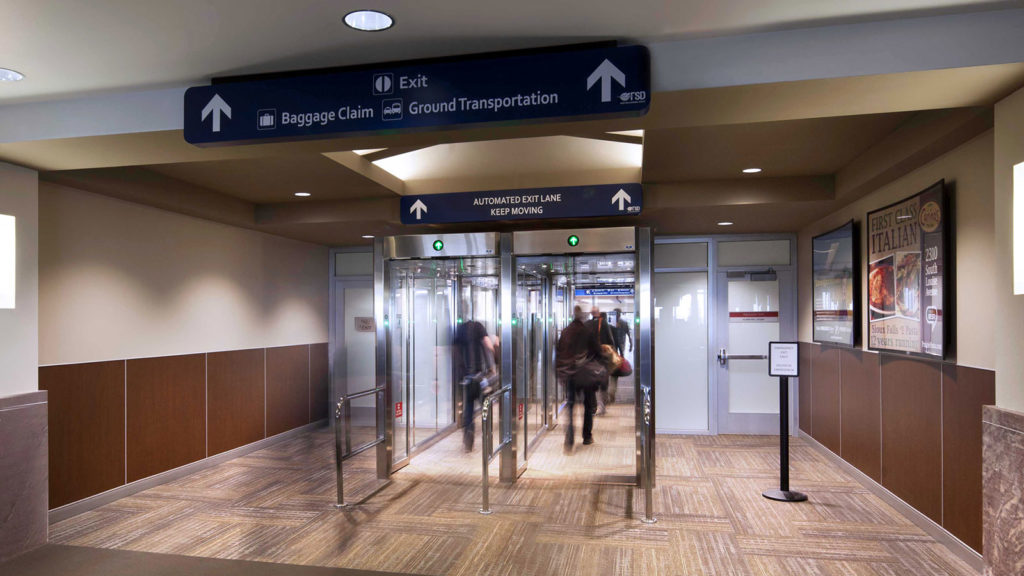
[294,192,311,197]
[742,168,762,174]
[361,235,375,239]
[0,68,24,82]
[717,221,734,226]
[344,10,394,32]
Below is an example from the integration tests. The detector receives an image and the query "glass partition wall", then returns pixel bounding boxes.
[387,257,500,467]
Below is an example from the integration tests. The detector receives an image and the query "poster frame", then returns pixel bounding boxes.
[811,219,859,348]
[865,179,948,360]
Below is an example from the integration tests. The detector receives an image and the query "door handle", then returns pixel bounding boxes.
[718,348,768,366]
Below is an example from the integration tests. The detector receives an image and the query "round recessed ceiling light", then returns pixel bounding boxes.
[717,221,734,226]
[742,168,762,174]
[344,10,394,31]
[0,68,25,82]
[294,192,311,197]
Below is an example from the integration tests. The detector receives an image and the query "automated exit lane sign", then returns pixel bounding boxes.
[184,44,650,146]
[400,183,642,225]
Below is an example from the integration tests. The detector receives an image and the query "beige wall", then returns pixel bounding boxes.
[995,87,1024,411]
[0,162,39,396]
[798,130,996,370]
[39,183,328,365]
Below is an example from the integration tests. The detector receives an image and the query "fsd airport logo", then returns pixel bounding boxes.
[373,73,394,95]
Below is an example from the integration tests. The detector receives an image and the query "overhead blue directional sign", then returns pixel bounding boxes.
[400,183,642,225]
[184,45,649,146]
[575,288,635,297]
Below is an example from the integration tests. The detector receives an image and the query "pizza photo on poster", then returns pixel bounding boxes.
[812,219,858,347]
[866,180,947,358]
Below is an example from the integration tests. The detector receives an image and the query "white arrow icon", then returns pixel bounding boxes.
[611,189,632,210]
[201,94,232,133]
[410,199,428,220]
[587,59,626,103]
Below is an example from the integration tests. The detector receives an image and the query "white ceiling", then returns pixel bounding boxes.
[0,0,1013,103]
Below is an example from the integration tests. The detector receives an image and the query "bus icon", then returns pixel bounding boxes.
[256,109,276,130]
[382,99,403,121]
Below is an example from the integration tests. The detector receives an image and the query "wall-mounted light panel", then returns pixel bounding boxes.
[1015,163,1024,295]
[0,214,14,309]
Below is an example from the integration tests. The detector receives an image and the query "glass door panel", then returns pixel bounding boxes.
[653,272,709,432]
[716,270,793,434]
[389,267,410,463]
[333,280,378,450]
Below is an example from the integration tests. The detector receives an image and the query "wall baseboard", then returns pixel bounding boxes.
[800,432,983,573]
[49,420,327,524]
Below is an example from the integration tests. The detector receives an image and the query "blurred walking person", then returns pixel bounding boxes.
[585,307,616,415]
[556,306,603,449]
[454,318,495,452]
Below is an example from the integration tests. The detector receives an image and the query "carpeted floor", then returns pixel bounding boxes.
[36,402,977,576]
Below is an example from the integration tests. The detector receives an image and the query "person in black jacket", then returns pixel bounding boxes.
[556,305,601,449]
[585,307,616,415]
[454,319,495,452]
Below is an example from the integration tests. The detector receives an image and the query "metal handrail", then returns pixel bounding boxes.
[334,386,386,508]
[480,384,512,515]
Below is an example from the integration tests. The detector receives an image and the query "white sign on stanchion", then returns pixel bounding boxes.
[769,342,799,377]
[764,341,807,503]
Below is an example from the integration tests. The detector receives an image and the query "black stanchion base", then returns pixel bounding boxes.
[762,489,808,502]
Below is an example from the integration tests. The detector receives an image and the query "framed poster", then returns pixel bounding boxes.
[866,180,947,358]
[812,220,858,347]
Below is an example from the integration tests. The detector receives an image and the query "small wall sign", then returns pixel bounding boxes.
[354,317,375,332]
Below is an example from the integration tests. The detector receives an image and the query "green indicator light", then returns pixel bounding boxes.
[567,235,580,247]
[512,318,518,326]
[433,240,444,251]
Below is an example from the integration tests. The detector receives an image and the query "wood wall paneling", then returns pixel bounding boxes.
[40,361,126,508]
[840,349,882,482]
[798,342,812,435]
[207,349,265,457]
[942,364,995,553]
[309,343,329,423]
[811,345,841,454]
[266,345,311,437]
[881,356,943,524]
[126,354,207,483]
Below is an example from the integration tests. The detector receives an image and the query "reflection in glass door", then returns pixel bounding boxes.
[387,257,500,469]
[715,270,795,434]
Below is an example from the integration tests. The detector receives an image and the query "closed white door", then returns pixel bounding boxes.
[715,270,795,434]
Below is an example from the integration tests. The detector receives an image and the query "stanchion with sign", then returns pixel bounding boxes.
[763,341,807,503]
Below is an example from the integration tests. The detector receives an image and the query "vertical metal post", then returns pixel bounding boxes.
[499,233,517,482]
[480,397,493,515]
[637,228,657,524]
[374,238,390,480]
[334,397,348,508]
[763,376,807,502]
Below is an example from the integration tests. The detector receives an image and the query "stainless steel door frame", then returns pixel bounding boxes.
[374,238,390,479]
[636,227,654,489]
[499,233,518,482]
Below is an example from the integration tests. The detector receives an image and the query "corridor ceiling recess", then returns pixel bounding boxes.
[1,0,1022,244]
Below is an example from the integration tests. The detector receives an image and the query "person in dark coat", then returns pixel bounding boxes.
[556,305,601,449]
[585,307,616,415]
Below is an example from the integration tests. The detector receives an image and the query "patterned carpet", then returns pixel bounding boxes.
[49,403,978,575]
